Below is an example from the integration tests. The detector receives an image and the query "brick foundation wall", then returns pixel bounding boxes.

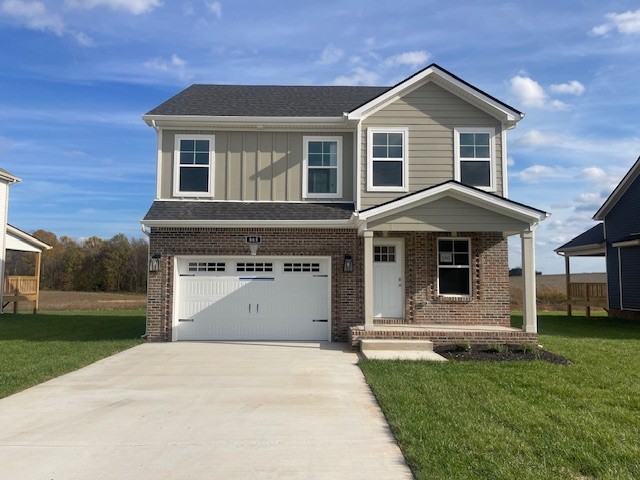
[608,308,640,321]
[348,326,538,347]
[147,228,511,342]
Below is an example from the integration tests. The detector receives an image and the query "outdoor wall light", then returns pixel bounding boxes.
[149,254,161,272]
[343,254,354,273]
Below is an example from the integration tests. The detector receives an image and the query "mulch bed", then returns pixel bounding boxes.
[434,344,572,365]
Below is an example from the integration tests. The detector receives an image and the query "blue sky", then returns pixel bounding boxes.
[1,1,640,274]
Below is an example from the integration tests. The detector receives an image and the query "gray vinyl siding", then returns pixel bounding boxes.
[604,174,640,310]
[360,81,504,210]
[159,130,354,201]
[367,197,527,232]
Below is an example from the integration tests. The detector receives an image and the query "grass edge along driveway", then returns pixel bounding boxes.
[0,310,146,399]
[360,313,640,480]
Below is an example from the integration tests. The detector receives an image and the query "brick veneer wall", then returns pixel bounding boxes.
[147,227,363,342]
[147,228,512,342]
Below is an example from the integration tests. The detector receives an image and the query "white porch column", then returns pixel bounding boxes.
[363,230,374,331]
[521,229,538,333]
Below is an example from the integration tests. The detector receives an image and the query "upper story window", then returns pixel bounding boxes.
[174,134,214,197]
[437,238,471,297]
[303,136,342,198]
[454,128,495,191]
[367,127,409,192]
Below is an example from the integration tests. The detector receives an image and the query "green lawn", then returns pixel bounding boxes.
[360,313,640,480]
[0,310,146,399]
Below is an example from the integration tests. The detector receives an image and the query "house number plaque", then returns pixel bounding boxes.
[246,236,262,244]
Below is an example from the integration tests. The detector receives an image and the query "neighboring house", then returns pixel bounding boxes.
[0,168,51,312]
[556,156,640,320]
[141,64,548,346]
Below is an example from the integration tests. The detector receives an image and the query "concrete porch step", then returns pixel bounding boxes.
[359,339,447,362]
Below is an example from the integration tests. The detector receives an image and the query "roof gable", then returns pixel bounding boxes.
[346,64,523,127]
[358,181,547,231]
[594,156,640,221]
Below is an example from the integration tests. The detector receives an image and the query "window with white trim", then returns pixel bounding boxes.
[437,238,471,296]
[367,128,408,191]
[454,128,495,190]
[174,134,214,196]
[303,136,342,198]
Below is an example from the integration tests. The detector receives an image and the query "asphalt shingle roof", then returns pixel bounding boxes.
[145,85,389,117]
[143,201,355,222]
[555,223,605,252]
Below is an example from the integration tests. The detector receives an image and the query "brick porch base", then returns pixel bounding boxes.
[349,324,538,347]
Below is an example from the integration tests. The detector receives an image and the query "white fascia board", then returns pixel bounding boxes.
[142,114,350,128]
[141,219,357,229]
[0,171,21,184]
[6,224,52,251]
[554,244,606,256]
[358,183,547,225]
[346,66,522,124]
[612,239,640,248]
[594,157,640,220]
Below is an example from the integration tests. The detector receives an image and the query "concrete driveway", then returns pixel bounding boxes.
[0,342,413,479]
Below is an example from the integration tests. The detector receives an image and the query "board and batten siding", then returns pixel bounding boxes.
[159,130,354,202]
[367,197,528,232]
[604,173,640,310]
[360,81,504,210]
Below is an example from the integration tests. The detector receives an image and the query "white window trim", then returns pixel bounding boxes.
[367,127,409,192]
[173,134,215,198]
[453,127,496,192]
[302,136,343,199]
[437,237,472,297]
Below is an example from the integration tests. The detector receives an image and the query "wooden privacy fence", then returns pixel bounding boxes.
[567,282,607,317]
[3,275,40,313]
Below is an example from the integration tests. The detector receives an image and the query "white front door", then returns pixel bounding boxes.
[373,238,404,318]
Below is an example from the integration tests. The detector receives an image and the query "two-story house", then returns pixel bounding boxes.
[141,64,547,347]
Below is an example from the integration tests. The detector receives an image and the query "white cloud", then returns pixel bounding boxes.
[206,1,221,19]
[74,31,94,46]
[507,156,515,167]
[582,167,607,182]
[333,67,379,86]
[550,80,585,96]
[364,37,375,47]
[1,0,64,35]
[384,50,430,69]
[515,165,568,183]
[144,54,191,81]
[509,75,570,110]
[513,129,563,147]
[591,9,640,36]
[317,44,343,65]
[66,0,162,15]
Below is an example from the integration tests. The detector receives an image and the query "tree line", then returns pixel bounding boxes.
[5,230,148,293]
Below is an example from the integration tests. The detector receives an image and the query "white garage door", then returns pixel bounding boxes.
[175,257,330,341]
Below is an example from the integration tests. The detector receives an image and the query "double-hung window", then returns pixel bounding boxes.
[367,127,409,191]
[437,238,471,296]
[174,134,214,197]
[303,136,342,198]
[454,127,495,190]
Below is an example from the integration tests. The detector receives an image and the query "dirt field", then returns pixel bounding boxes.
[510,272,607,311]
[5,273,607,313]
[9,291,148,312]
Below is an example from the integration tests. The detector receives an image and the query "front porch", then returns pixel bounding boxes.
[352,182,548,348]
